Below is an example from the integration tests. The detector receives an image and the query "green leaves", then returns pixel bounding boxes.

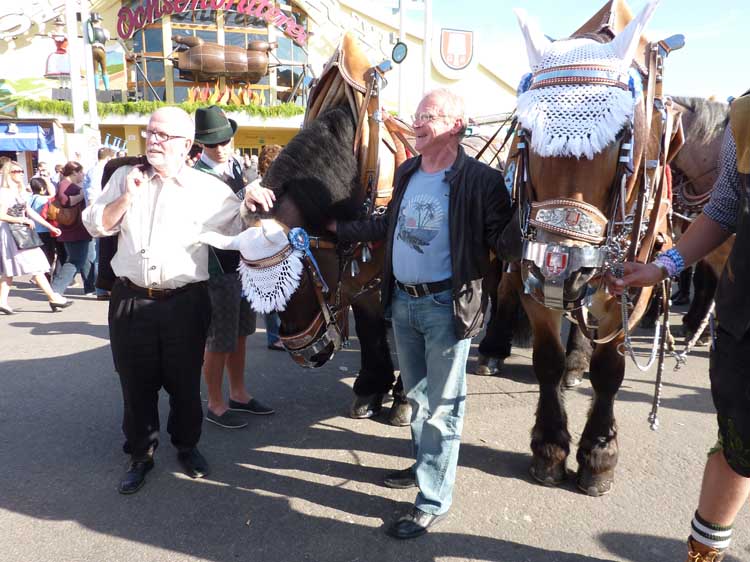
[9,97,304,119]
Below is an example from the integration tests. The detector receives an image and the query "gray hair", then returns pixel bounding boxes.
[424,88,468,137]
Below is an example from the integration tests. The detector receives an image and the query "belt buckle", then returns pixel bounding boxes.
[147,286,158,298]
[404,284,419,298]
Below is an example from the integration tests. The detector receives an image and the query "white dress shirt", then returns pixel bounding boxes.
[82,164,244,289]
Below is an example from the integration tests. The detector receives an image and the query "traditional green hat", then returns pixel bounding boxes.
[194,105,237,145]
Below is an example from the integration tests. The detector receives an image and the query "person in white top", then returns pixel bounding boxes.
[82,107,274,495]
[83,147,114,299]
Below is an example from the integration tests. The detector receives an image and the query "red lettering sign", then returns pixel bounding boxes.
[116,0,306,44]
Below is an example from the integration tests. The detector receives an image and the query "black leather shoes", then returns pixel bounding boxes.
[384,465,417,489]
[177,448,210,479]
[387,507,446,539]
[118,458,154,495]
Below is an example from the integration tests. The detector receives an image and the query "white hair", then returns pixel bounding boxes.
[423,88,467,136]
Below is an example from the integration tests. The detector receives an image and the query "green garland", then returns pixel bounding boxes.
[8,96,305,119]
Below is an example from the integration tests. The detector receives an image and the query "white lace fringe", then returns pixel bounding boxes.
[238,247,305,313]
[517,85,634,160]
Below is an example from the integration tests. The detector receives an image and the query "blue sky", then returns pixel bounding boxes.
[401,0,748,100]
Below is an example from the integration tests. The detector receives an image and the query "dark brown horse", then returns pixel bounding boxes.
[503,0,683,495]
[221,34,412,423]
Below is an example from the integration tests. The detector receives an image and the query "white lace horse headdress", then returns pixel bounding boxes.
[514,0,658,160]
[201,221,306,314]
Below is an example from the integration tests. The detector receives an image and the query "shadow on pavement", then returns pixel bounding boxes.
[599,532,743,562]
[0,341,617,562]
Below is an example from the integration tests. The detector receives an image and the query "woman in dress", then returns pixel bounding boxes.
[51,161,96,297]
[0,161,72,314]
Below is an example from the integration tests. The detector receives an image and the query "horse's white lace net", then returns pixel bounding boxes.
[517,38,637,160]
[200,220,305,314]
[238,247,304,314]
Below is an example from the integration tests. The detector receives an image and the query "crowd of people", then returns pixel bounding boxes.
[2,86,749,560]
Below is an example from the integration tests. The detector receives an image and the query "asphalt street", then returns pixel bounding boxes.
[1,278,747,562]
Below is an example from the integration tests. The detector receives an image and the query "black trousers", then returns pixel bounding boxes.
[108,279,211,458]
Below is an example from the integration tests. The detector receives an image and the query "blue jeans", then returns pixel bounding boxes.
[264,312,281,345]
[391,287,471,515]
[52,240,96,295]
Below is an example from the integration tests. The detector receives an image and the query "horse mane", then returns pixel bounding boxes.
[671,96,729,143]
[263,105,360,229]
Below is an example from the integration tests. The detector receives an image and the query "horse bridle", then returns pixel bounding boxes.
[513,104,638,313]
[264,229,382,368]
[512,38,680,341]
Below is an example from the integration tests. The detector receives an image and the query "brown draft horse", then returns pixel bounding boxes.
[670,96,733,342]
[232,34,412,421]
[505,0,683,495]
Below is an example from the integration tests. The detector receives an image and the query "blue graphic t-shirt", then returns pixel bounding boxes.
[392,167,451,284]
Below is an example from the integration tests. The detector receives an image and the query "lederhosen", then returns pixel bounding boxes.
[709,93,750,477]
[194,158,256,353]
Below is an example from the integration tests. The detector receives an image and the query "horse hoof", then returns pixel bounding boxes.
[349,393,384,419]
[529,457,567,487]
[476,355,502,376]
[577,467,614,497]
[388,399,412,427]
[564,371,584,388]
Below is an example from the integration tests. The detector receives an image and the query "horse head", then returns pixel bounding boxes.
[206,33,407,368]
[511,0,661,314]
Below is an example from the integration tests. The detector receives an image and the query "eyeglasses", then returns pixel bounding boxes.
[411,113,454,125]
[203,139,231,149]
[141,129,186,143]
[10,169,24,175]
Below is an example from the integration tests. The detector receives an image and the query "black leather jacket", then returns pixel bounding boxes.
[338,146,512,339]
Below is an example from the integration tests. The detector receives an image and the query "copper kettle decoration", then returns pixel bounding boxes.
[172,35,276,83]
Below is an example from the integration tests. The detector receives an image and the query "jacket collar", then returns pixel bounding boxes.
[401,145,467,183]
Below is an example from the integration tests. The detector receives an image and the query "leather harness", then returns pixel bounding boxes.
[511,33,683,344]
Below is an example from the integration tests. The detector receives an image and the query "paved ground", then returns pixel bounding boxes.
[1,278,748,562]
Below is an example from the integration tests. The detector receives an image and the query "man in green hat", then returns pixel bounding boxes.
[194,105,274,430]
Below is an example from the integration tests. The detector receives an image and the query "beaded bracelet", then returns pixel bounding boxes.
[653,247,686,279]
[662,247,685,272]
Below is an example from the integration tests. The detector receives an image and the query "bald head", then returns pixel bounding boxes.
[150,107,195,143]
[145,107,195,176]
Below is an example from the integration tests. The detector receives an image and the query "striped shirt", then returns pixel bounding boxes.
[703,126,741,232]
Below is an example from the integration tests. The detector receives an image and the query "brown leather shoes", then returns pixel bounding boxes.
[687,537,726,561]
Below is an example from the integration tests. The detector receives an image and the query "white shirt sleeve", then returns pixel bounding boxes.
[82,165,131,238]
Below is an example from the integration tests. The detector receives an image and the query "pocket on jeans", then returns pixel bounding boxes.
[431,290,452,306]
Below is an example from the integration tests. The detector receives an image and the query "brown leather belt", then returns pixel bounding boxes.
[119,278,205,300]
[395,279,452,298]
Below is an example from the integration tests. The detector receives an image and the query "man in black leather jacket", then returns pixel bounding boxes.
[330,88,512,539]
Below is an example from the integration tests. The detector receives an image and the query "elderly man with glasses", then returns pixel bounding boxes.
[82,107,272,495]
[308,89,513,538]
